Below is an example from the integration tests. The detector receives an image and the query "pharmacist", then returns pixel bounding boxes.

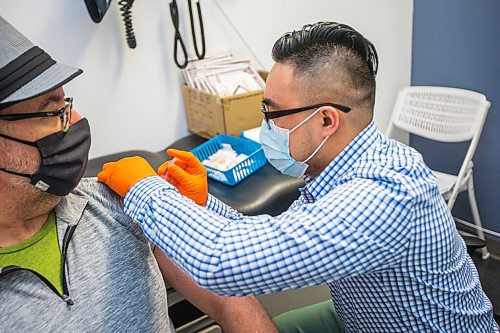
[98,21,497,332]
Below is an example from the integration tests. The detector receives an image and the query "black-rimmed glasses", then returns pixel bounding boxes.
[0,97,73,132]
[261,102,351,124]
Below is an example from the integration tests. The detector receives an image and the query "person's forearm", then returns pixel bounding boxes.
[129,177,411,296]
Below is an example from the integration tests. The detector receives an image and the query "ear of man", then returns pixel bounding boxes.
[319,106,340,138]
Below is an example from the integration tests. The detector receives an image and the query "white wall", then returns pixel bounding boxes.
[0,0,413,158]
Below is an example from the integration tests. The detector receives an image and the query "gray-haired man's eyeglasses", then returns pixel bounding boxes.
[0,97,73,132]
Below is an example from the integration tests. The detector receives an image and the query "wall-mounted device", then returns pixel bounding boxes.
[83,0,112,23]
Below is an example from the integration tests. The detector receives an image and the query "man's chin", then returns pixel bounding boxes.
[9,177,61,213]
[23,192,61,219]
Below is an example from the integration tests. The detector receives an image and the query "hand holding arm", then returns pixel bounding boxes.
[98,156,158,197]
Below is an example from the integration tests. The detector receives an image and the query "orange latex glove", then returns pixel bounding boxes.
[157,149,208,206]
[98,156,157,197]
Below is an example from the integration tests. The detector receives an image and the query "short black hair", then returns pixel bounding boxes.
[272,21,378,109]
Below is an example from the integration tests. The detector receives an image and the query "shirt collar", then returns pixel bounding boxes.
[55,192,88,227]
[301,122,380,200]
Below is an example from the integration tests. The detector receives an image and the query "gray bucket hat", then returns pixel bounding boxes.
[0,15,82,111]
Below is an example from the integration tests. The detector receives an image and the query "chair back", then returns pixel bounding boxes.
[386,86,489,143]
[386,86,490,208]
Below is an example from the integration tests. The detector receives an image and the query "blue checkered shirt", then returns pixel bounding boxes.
[124,122,498,332]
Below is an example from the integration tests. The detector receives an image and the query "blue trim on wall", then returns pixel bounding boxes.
[412,0,500,234]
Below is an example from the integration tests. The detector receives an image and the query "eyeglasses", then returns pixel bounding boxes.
[0,97,73,132]
[261,102,351,124]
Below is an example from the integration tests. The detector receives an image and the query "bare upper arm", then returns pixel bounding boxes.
[154,247,225,319]
[154,248,279,333]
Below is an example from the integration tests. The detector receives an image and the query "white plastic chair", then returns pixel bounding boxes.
[386,86,490,259]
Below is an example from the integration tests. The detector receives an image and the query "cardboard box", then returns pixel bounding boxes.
[182,85,264,139]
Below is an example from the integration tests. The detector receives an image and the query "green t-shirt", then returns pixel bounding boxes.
[0,211,63,295]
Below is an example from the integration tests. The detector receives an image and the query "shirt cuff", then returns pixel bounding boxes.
[205,194,220,211]
[124,176,176,220]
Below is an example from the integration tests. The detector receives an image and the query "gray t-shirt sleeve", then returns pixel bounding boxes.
[73,177,154,248]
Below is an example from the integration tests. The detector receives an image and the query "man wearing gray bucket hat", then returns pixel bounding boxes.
[0,15,277,332]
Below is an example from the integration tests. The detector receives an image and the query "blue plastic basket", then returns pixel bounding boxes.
[191,134,266,186]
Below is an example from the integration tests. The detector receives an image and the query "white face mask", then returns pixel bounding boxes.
[259,108,330,178]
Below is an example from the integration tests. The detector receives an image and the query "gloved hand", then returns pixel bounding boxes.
[157,149,208,206]
[98,156,157,197]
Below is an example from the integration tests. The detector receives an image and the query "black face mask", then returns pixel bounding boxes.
[0,118,91,196]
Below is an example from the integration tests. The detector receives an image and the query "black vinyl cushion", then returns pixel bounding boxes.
[84,134,304,216]
[84,150,170,177]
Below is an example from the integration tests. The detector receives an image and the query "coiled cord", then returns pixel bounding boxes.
[118,0,137,49]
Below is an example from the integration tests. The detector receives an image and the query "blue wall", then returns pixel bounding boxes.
[412,0,500,236]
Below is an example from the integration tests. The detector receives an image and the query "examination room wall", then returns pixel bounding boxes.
[0,0,413,159]
[411,0,500,237]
